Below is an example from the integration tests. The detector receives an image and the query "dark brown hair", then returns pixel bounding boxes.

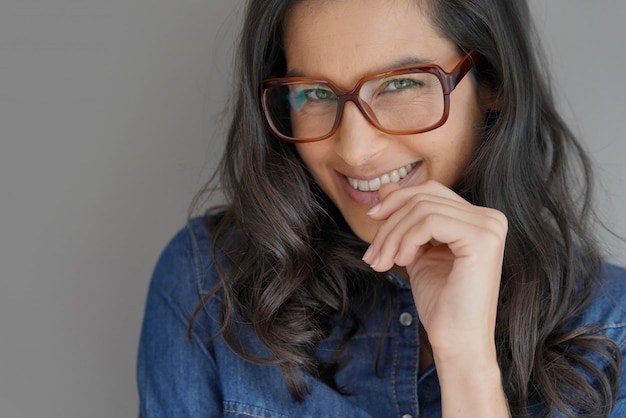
[191,0,622,416]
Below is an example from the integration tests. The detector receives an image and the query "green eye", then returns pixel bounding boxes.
[289,85,335,111]
[308,87,335,100]
[389,78,421,90]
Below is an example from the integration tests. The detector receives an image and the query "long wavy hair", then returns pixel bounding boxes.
[191,0,622,416]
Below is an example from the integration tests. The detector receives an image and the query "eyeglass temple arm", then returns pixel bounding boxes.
[446,50,481,92]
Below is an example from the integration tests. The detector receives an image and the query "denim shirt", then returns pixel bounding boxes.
[137,218,626,417]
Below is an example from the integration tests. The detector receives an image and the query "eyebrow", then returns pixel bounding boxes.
[285,55,434,78]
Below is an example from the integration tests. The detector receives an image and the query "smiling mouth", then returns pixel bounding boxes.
[346,162,417,192]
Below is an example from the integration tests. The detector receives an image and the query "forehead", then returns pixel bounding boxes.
[283,0,457,85]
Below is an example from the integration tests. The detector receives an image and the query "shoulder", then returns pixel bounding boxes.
[138,214,232,373]
[583,262,626,337]
[592,265,626,418]
[142,215,231,338]
[577,262,626,367]
[149,215,225,300]
[138,216,228,416]
[567,262,626,414]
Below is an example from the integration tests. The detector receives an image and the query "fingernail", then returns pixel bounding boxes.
[362,245,373,261]
[367,203,381,216]
[370,254,381,269]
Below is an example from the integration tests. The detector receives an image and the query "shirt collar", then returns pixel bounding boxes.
[383,270,412,290]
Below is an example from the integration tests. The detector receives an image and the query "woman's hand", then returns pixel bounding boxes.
[362,180,510,417]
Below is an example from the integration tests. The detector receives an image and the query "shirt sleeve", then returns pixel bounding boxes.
[137,225,223,417]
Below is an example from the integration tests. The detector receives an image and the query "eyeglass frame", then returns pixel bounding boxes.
[261,49,481,143]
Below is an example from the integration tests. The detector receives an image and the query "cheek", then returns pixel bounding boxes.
[295,143,328,181]
[295,144,314,169]
[441,101,484,175]
[424,123,481,187]
[290,111,308,139]
[451,142,477,183]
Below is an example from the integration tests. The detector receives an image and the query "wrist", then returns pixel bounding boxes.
[434,348,501,383]
[434,350,509,417]
[430,332,498,367]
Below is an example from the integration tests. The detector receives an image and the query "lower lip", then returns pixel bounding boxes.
[340,162,422,206]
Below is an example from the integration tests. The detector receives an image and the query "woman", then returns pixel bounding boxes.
[137,0,626,416]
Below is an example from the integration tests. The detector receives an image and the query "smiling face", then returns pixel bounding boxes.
[283,0,489,243]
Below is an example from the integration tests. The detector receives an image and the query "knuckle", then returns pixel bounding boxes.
[422,212,441,228]
[483,208,509,234]
[409,195,429,211]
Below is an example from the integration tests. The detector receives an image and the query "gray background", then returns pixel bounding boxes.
[0,1,623,417]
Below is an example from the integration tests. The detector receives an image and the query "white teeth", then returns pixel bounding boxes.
[347,163,416,192]
[369,177,381,191]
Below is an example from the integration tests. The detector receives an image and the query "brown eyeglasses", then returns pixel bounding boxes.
[261,50,480,143]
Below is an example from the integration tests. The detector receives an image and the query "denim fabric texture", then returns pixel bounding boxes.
[137,218,626,417]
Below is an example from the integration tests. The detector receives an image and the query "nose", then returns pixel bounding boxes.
[334,101,387,167]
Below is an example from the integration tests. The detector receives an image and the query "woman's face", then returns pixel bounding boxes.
[284,0,489,243]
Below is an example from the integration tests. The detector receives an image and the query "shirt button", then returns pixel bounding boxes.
[399,312,413,327]
[401,414,414,418]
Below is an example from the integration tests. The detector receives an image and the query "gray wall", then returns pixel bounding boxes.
[529,1,626,262]
[0,1,623,417]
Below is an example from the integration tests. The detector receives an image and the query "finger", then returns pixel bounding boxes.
[368,180,468,220]
[378,182,400,200]
[364,196,468,268]
[366,202,506,271]
[393,214,501,267]
[366,182,401,217]
[371,212,504,272]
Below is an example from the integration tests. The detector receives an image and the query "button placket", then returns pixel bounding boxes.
[391,286,420,418]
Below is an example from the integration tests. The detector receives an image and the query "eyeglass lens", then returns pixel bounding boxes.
[264,71,444,141]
